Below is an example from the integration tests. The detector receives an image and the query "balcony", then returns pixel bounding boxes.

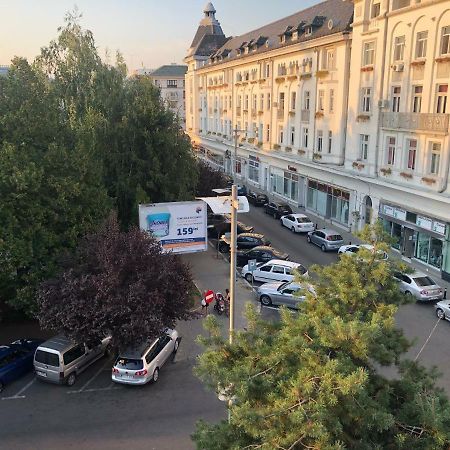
[381,112,449,133]
[301,109,310,123]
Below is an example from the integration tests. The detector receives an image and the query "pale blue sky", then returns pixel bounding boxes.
[0,0,319,71]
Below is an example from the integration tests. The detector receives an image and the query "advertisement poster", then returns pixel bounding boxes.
[139,201,207,254]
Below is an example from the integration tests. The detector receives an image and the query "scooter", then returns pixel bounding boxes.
[214,292,226,315]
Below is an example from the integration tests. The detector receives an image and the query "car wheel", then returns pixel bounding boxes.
[280,219,284,227]
[0,380,3,393]
[245,273,253,283]
[436,308,445,320]
[152,368,159,383]
[66,373,76,387]
[273,212,277,219]
[260,295,272,306]
[173,339,179,354]
[307,236,311,243]
[291,226,296,233]
[321,244,326,252]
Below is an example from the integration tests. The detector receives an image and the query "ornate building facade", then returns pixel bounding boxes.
[185,0,450,281]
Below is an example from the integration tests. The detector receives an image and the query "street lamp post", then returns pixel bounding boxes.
[232,127,246,180]
[229,184,238,345]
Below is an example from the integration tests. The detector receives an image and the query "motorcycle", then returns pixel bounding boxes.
[214,292,226,315]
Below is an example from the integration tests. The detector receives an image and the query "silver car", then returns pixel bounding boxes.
[112,329,179,385]
[307,228,344,252]
[34,335,111,386]
[256,281,315,308]
[435,300,450,320]
[393,271,444,302]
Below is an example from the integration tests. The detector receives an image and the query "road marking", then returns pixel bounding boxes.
[1,377,36,400]
[67,385,120,394]
[69,358,112,394]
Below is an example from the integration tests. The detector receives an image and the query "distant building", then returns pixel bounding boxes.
[149,64,188,127]
[0,66,9,76]
[133,67,155,77]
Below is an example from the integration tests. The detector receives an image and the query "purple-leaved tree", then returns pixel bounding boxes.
[38,213,193,349]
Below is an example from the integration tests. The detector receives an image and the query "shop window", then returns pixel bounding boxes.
[415,233,443,268]
[392,222,402,250]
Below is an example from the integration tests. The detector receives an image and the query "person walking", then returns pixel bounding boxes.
[224,288,230,317]
[201,290,209,316]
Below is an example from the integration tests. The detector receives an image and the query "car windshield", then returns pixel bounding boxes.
[114,357,143,370]
[328,234,343,241]
[35,350,59,367]
[277,282,290,291]
[296,217,311,223]
[413,276,436,287]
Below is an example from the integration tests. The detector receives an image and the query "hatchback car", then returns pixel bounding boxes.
[112,329,179,385]
[393,271,444,302]
[219,232,270,253]
[280,214,315,233]
[435,300,450,321]
[236,246,289,267]
[338,244,388,260]
[264,202,293,219]
[256,281,315,308]
[241,259,307,283]
[307,228,344,252]
[247,191,269,207]
[0,339,43,392]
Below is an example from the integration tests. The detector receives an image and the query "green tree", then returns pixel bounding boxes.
[194,159,230,197]
[193,224,450,449]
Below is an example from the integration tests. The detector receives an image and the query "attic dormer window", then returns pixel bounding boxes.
[245,47,249,54]
[280,35,286,44]
[292,31,298,40]
[305,26,312,36]
[265,39,270,48]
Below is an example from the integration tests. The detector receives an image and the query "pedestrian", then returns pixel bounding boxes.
[225,288,230,316]
[201,290,208,316]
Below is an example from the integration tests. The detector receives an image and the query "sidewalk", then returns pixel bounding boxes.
[183,245,256,334]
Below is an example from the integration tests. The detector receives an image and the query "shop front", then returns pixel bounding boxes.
[248,155,261,185]
[270,165,299,203]
[379,202,449,276]
[306,179,350,226]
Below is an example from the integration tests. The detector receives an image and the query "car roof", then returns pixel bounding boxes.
[118,338,159,359]
[319,228,342,235]
[290,213,310,219]
[37,335,79,353]
[0,346,13,358]
[264,259,299,267]
[250,246,275,251]
[238,233,264,238]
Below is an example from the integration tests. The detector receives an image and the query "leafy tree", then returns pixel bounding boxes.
[37,214,193,349]
[193,224,450,449]
[195,159,230,197]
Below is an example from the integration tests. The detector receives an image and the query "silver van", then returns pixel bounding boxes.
[34,335,111,386]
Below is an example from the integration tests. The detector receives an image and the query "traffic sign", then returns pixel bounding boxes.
[204,289,215,304]
[248,259,257,273]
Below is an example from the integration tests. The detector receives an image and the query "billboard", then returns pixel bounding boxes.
[138,201,207,254]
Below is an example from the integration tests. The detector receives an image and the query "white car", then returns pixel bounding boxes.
[338,244,388,260]
[280,214,315,233]
[112,329,179,385]
[435,300,450,321]
[241,259,308,283]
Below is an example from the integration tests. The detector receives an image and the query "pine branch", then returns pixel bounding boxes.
[249,360,281,380]
[263,399,308,419]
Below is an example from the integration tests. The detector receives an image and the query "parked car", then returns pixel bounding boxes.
[338,244,388,260]
[207,213,254,236]
[34,335,111,386]
[242,259,307,283]
[255,281,315,308]
[0,339,43,392]
[236,246,289,267]
[219,232,270,253]
[247,191,269,207]
[280,214,315,233]
[435,300,450,321]
[264,202,293,219]
[112,329,179,385]
[393,271,444,302]
[307,228,344,252]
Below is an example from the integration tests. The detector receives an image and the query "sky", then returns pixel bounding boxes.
[0,0,319,72]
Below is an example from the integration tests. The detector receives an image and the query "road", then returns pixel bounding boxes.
[0,318,225,450]
[238,205,450,393]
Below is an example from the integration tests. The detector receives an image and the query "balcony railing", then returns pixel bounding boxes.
[381,112,449,133]
[301,109,310,123]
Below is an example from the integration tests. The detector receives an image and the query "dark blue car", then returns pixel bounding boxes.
[0,339,44,392]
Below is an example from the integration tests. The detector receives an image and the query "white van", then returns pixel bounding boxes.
[241,259,307,283]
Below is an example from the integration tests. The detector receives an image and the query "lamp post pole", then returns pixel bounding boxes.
[229,184,238,345]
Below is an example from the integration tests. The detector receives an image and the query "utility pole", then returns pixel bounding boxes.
[229,184,238,345]
[232,126,246,180]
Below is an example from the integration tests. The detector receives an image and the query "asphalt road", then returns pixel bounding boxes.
[0,318,225,450]
[238,205,450,393]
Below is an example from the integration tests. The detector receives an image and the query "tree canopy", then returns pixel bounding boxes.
[193,224,450,449]
[37,214,193,349]
[0,12,198,316]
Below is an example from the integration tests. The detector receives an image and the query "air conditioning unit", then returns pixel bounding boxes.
[378,99,390,109]
[392,63,404,72]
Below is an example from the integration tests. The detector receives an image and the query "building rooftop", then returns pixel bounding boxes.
[151,64,188,78]
[0,65,10,76]
[205,0,353,65]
